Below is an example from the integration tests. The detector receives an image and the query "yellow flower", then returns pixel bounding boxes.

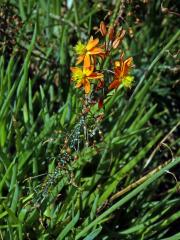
[70,64,103,94]
[74,36,105,66]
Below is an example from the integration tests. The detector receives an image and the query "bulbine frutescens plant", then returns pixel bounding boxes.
[31,20,134,204]
[1,1,179,239]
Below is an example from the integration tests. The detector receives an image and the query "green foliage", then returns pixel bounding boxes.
[0,0,179,239]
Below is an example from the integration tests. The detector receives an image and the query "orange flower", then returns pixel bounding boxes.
[109,55,133,90]
[74,36,105,66]
[70,64,103,94]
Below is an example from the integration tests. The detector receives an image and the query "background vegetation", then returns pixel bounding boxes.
[0,0,179,239]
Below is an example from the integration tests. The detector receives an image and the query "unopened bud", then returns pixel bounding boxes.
[112,29,126,49]
[66,147,71,154]
[119,29,126,40]
[108,26,114,40]
[64,138,68,145]
[135,18,140,24]
[161,7,168,14]
[100,21,107,36]
[112,37,121,49]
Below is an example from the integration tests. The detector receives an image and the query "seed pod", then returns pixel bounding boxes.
[100,21,107,36]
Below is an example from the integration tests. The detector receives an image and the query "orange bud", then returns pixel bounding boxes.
[108,26,114,40]
[112,29,126,49]
[119,29,126,40]
[112,37,121,49]
[108,79,120,90]
[100,21,107,36]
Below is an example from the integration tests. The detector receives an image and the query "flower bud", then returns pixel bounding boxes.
[112,37,121,49]
[108,26,114,40]
[100,21,107,36]
[64,138,68,145]
[74,155,78,160]
[161,7,168,14]
[66,147,71,154]
[119,29,126,40]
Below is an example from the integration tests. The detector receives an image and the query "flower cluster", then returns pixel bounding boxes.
[70,36,104,94]
[34,21,135,205]
[71,21,134,98]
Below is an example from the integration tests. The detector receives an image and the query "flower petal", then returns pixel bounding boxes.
[70,67,79,73]
[76,55,84,65]
[114,67,122,78]
[84,79,91,94]
[83,65,94,76]
[108,80,120,90]
[124,57,133,66]
[122,57,133,76]
[114,60,121,67]
[88,72,103,79]
[75,81,82,88]
[83,54,91,68]
[89,47,104,55]
[86,37,99,51]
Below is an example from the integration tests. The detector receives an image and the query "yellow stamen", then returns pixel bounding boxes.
[72,69,85,83]
[74,41,86,55]
[122,76,134,88]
